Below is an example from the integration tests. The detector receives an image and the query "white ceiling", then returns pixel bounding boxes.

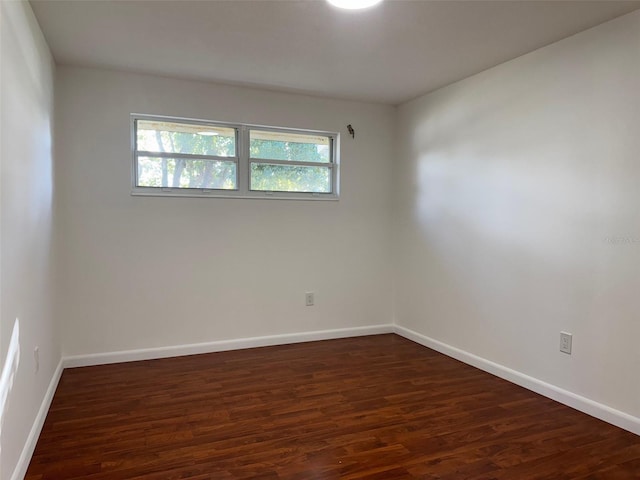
[30,0,640,105]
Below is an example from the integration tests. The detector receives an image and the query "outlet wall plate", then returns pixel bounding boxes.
[305,292,314,306]
[560,332,572,355]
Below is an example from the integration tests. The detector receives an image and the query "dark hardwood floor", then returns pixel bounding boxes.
[26,334,639,479]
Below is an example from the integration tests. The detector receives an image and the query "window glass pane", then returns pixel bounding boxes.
[137,157,237,190]
[250,130,330,163]
[137,120,236,157]
[250,163,331,193]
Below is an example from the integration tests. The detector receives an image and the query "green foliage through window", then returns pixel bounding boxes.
[250,164,330,193]
[138,157,236,189]
[249,130,330,163]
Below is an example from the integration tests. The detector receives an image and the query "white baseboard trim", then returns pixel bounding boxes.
[11,358,64,480]
[394,325,640,436]
[63,324,395,369]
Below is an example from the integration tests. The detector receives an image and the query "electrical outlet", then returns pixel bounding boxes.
[34,346,40,373]
[305,292,314,306]
[560,332,572,355]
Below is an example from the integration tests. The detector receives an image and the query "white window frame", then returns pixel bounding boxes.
[131,114,340,200]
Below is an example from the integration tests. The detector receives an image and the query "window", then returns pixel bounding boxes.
[132,115,339,199]
[135,119,238,190]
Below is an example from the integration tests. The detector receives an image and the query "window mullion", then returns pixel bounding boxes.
[137,150,237,163]
[237,126,250,195]
[248,158,333,169]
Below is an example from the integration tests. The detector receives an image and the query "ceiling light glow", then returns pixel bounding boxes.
[197,131,220,136]
[327,0,383,10]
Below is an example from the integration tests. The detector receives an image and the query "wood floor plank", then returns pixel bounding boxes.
[26,334,639,479]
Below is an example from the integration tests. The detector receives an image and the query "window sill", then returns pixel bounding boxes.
[131,189,339,201]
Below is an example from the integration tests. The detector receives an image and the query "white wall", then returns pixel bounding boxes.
[0,1,59,478]
[55,66,395,356]
[395,10,640,418]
